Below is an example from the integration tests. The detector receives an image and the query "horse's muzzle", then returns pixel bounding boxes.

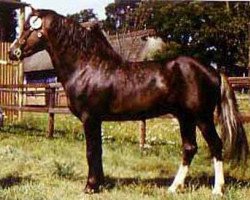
[8,39,23,61]
[8,48,22,61]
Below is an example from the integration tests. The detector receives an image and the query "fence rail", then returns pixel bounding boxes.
[0,77,250,146]
[228,77,250,88]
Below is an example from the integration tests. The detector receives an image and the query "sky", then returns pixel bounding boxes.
[23,0,114,19]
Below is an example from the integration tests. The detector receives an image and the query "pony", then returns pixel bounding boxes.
[9,9,248,195]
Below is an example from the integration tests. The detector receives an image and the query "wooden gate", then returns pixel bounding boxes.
[0,42,23,123]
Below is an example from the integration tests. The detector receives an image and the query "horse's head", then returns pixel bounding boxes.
[9,8,122,64]
[9,8,55,61]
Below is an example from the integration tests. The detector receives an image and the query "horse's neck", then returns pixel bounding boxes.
[46,20,124,84]
[46,49,74,84]
[91,36,124,64]
[48,19,124,83]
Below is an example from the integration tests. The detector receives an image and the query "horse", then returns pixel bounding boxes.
[9,8,248,195]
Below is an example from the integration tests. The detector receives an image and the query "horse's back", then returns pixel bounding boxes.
[105,56,220,120]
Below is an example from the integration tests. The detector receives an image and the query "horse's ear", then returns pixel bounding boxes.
[29,5,37,13]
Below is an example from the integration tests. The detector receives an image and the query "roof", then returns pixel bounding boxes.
[107,29,156,61]
[0,0,29,9]
[23,50,53,72]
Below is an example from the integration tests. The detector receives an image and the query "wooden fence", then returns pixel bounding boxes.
[0,77,250,147]
[0,83,68,137]
[228,77,250,88]
[0,42,23,122]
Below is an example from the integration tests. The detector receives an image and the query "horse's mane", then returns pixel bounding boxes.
[38,9,123,63]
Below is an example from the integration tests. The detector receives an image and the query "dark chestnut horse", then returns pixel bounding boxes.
[9,9,248,195]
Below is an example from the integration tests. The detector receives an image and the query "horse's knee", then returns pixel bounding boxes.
[183,144,198,165]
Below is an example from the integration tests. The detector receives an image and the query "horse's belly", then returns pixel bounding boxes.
[103,105,172,121]
[110,92,169,116]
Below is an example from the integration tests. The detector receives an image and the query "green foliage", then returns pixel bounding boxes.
[67,9,97,23]
[151,2,250,71]
[151,41,182,61]
[104,1,147,33]
[0,6,17,42]
[104,1,250,74]
[103,3,117,31]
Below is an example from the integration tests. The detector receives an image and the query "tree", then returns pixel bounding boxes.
[68,9,97,23]
[103,1,147,33]
[151,2,250,73]
[0,5,17,42]
[103,1,250,75]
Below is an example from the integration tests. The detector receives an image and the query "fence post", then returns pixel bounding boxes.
[17,7,25,122]
[47,86,55,138]
[140,119,146,149]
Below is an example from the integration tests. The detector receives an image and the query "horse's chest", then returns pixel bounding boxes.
[65,74,112,117]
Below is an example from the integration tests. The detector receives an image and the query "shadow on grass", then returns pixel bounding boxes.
[0,124,46,137]
[0,174,31,189]
[0,124,69,138]
[104,175,250,190]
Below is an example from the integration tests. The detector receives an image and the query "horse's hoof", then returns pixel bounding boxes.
[168,184,184,194]
[212,187,223,196]
[168,187,177,194]
[84,185,100,194]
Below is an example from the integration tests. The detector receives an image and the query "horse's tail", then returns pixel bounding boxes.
[218,74,249,162]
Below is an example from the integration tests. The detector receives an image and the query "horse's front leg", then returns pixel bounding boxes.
[83,117,104,193]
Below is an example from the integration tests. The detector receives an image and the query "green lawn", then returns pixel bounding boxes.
[0,112,249,200]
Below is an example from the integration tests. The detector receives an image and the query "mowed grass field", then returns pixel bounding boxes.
[0,94,250,200]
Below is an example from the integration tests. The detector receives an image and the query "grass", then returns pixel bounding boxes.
[0,109,249,199]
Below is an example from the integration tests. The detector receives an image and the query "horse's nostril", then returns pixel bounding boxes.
[8,50,19,61]
[8,51,14,60]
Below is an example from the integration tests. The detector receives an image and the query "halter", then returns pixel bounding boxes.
[12,16,43,59]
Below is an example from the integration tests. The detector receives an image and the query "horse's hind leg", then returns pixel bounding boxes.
[197,117,224,196]
[168,116,197,193]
